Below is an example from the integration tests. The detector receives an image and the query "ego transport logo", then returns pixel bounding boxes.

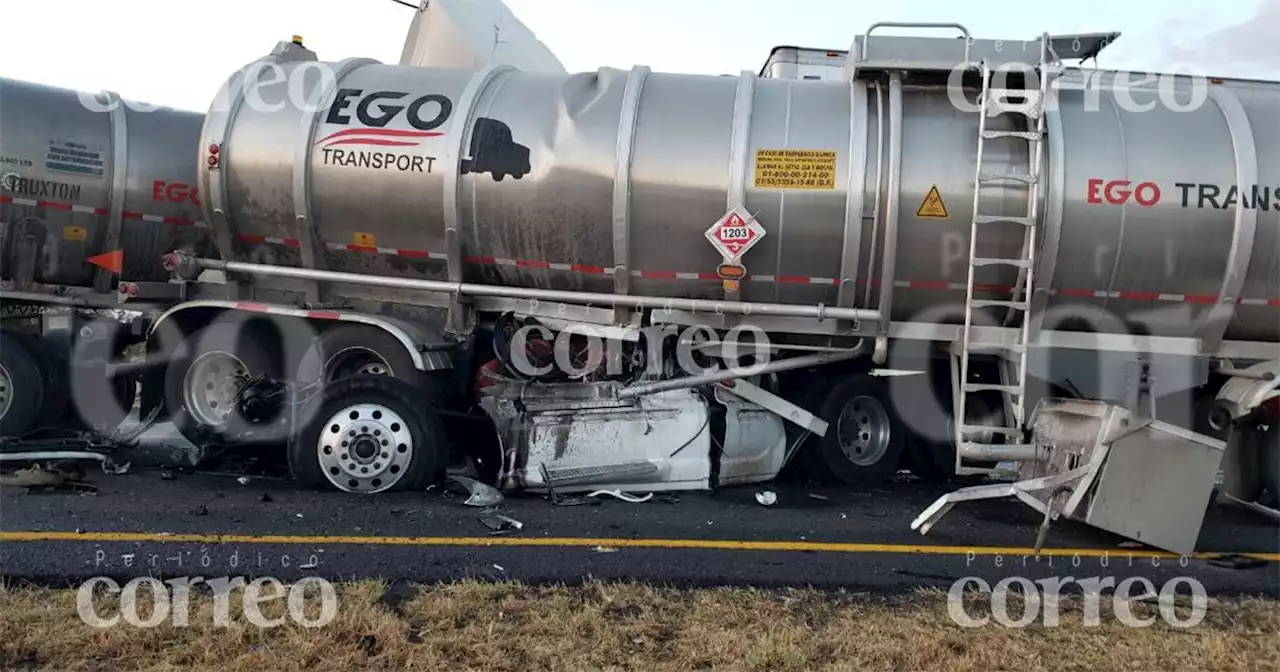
[76,576,338,629]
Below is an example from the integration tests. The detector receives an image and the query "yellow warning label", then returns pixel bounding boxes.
[62,226,87,242]
[916,185,949,218]
[353,232,377,247]
[753,149,837,190]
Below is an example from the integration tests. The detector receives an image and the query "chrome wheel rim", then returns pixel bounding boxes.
[317,403,413,494]
[183,351,249,428]
[836,395,892,466]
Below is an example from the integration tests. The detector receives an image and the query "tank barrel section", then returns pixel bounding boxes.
[165,252,884,324]
[616,348,865,399]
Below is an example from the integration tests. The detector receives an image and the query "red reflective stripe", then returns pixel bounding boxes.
[973,283,1011,292]
[237,302,271,313]
[1058,288,1097,298]
[397,249,431,259]
[122,211,144,220]
[239,234,267,244]
[1184,294,1217,304]
[164,216,196,226]
[307,310,341,320]
[467,255,496,264]
[516,259,550,269]
[571,264,607,274]
[1118,291,1160,301]
[909,280,948,290]
[639,270,677,279]
[0,195,11,204]
[94,207,109,216]
[39,201,72,211]
[775,275,810,284]
[345,244,377,253]
[1268,298,1280,307]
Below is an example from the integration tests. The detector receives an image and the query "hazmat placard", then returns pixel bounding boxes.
[917,185,948,218]
[753,149,837,190]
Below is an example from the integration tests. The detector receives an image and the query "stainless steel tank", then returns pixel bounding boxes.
[0,77,211,289]
[199,39,1279,345]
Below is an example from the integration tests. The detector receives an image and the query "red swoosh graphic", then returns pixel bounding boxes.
[315,128,445,145]
[323,138,420,148]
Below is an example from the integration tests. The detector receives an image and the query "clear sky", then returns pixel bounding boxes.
[2,0,1276,113]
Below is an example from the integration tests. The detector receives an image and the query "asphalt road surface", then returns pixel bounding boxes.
[2,423,1277,596]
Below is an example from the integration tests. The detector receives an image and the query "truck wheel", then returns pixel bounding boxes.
[911,391,1004,480]
[165,322,281,444]
[9,333,69,429]
[295,324,449,406]
[288,375,446,494]
[0,332,44,438]
[817,375,906,485]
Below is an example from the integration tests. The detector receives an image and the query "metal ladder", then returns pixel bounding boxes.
[954,36,1053,473]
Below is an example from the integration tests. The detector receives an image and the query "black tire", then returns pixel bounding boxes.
[164,322,282,445]
[288,375,446,493]
[9,333,68,429]
[0,332,44,438]
[816,375,907,485]
[1261,424,1280,508]
[66,333,139,434]
[295,324,450,407]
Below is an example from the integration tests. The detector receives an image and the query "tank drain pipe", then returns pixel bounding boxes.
[616,346,865,399]
[168,254,884,324]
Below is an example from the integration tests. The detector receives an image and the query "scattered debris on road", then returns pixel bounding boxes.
[755,490,778,506]
[588,489,652,503]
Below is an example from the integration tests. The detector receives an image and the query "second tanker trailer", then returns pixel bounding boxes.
[94,28,1280,532]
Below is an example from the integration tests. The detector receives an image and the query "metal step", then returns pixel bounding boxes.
[979,173,1039,185]
[959,424,1022,437]
[969,299,1029,310]
[967,341,1027,354]
[974,214,1035,226]
[982,129,1042,141]
[984,89,1044,118]
[972,257,1032,269]
[962,382,1022,394]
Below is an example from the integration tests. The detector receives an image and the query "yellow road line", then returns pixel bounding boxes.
[1,531,1276,561]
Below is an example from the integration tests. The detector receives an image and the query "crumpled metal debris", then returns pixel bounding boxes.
[586,489,652,503]
[755,490,778,506]
[479,513,524,535]
[444,476,504,507]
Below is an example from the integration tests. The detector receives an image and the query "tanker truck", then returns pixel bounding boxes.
[0,76,215,437]
[5,26,1278,551]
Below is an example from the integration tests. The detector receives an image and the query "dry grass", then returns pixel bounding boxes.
[1,579,1277,671]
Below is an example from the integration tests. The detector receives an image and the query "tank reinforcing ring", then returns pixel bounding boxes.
[317,402,414,494]
[183,351,250,428]
[325,347,393,381]
[836,394,893,467]
[0,362,13,420]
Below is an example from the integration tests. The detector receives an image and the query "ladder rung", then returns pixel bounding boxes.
[982,129,1042,141]
[984,89,1044,118]
[968,342,1027,354]
[969,299,1029,310]
[974,214,1035,226]
[979,173,1039,185]
[963,382,1022,394]
[972,257,1032,269]
[959,424,1022,437]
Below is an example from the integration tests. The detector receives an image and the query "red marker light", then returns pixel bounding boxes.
[208,143,220,155]
[207,155,219,167]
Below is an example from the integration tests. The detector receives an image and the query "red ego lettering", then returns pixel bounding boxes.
[152,180,201,206]
[1086,179,1161,207]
